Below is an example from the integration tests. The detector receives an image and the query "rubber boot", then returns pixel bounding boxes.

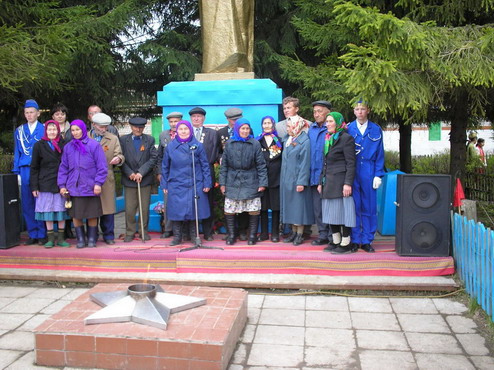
[225,214,236,245]
[44,231,55,248]
[64,219,75,239]
[170,221,183,246]
[258,211,269,241]
[248,214,259,245]
[87,226,98,248]
[271,211,280,242]
[75,226,86,249]
[57,230,70,247]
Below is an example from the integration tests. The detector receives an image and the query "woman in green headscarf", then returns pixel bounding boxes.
[317,112,357,254]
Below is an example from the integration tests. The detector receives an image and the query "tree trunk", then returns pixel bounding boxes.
[398,119,412,173]
[449,90,469,181]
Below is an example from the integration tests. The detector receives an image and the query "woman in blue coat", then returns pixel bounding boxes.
[280,116,314,245]
[161,120,211,246]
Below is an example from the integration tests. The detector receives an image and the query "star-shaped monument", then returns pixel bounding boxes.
[84,284,206,330]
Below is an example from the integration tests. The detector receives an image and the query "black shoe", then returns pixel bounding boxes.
[24,238,38,245]
[361,243,375,253]
[323,243,338,252]
[293,233,304,246]
[271,235,280,243]
[311,238,330,246]
[257,233,269,241]
[331,246,355,254]
[104,239,115,245]
[283,232,296,243]
[124,235,134,243]
[38,238,48,245]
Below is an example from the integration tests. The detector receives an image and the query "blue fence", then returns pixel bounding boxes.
[452,213,494,318]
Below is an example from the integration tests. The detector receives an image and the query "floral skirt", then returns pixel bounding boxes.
[224,197,261,214]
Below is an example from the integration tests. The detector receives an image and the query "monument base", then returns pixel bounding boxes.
[34,283,247,370]
[194,72,255,81]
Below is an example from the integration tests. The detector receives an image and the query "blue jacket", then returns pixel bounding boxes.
[12,121,44,173]
[308,121,328,186]
[161,138,212,221]
[58,138,108,197]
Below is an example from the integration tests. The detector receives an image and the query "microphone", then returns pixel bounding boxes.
[190,145,198,150]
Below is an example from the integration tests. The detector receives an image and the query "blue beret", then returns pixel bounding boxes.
[129,117,147,127]
[24,99,39,110]
[189,107,206,116]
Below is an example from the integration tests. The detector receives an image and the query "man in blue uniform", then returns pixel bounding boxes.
[12,99,47,244]
[346,101,385,252]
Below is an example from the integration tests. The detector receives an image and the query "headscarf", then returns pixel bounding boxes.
[42,119,62,153]
[286,115,308,146]
[175,120,193,143]
[256,116,282,148]
[231,118,253,142]
[324,112,346,155]
[70,119,88,155]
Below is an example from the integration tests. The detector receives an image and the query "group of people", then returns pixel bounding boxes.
[13,96,385,254]
[467,131,487,170]
[158,97,385,254]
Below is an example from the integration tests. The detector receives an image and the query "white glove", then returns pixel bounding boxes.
[373,176,382,190]
[17,175,21,186]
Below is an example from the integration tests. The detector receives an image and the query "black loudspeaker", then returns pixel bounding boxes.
[0,174,21,249]
[396,174,451,257]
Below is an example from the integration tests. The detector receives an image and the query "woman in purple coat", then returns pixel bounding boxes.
[58,120,108,248]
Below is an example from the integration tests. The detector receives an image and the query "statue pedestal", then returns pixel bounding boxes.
[156,78,283,133]
[194,72,255,81]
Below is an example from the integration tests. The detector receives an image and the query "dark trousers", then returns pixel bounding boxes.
[99,214,115,241]
[124,185,151,236]
[311,185,330,239]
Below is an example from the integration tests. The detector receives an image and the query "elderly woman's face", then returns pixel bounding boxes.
[239,124,250,139]
[46,124,58,140]
[262,119,274,133]
[325,115,337,134]
[177,124,190,140]
[71,125,83,139]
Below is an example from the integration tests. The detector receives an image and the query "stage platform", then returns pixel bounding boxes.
[0,233,456,291]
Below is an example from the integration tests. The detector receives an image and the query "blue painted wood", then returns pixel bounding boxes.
[452,213,494,318]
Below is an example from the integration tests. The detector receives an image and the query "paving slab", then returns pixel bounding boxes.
[241,324,256,343]
[351,312,400,331]
[0,331,34,351]
[306,295,348,311]
[254,325,305,346]
[433,298,468,315]
[0,287,37,298]
[348,297,393,313]
[390,297,438,314]
[405,332,463,354]
[359,349,416,370]
[304,346,357,369]
[0,298,54,314]
[306,309,352,329]
[470,355,494,369]
[248,343,304,367]
[457,333,490,356]
[415,353,475,370]
[305,328,355,348]
[0,313,34,330]
[0,349,24,369]
[356,330,409,351]
[258,308,305,326]
[262,295,306,309]
[397,313,450,333]
[446,315,477,333]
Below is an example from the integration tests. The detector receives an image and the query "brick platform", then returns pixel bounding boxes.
[34,283,247,370]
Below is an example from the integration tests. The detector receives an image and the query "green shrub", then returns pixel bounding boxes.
[0,154,13,174]
[384,151,400,171]
[412,151,450,174]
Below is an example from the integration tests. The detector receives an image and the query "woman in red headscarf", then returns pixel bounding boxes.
[30,120,69,248]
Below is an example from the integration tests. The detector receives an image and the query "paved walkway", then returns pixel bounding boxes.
[0,284,492,369]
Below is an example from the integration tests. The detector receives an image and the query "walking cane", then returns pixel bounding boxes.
[137,180,146,243]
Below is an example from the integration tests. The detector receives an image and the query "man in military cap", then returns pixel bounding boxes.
[218,107,243,155]
[156,111,183,238]
[89,113,125,244]
[120,117,157,242]
[309,100,332,246]
[189,107,219,241]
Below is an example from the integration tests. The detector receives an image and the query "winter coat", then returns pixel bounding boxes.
[161,138,212,221]
[58,137,108,197]
[120,134,157,188]
[30,140,66,193]
[280,131,315,225]
[89,131,125,215]
[319,131,356,199]
[219,138,268,200]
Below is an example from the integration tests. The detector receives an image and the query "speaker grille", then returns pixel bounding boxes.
[411,182,440,209]
[410,221,441,250]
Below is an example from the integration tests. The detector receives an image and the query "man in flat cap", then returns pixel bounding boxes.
[13,99,47,245]
[156,111,183,238]
[189,107,219,241]
[218,107,243,155]
[309,100,333,246]
[120,117,157,242]
[88,105,119,137]
[89,113,125,244]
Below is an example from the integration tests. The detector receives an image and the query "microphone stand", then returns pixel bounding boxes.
[180,144,223,252]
